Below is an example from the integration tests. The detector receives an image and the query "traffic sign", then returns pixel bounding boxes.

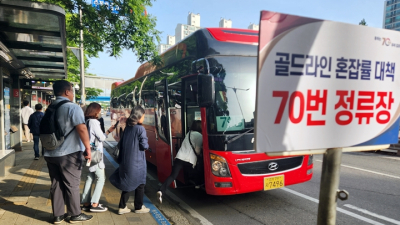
[255,11,400,155]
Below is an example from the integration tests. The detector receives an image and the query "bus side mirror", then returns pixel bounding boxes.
[198,74,215,107]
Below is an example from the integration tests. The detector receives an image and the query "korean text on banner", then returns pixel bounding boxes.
[255,11,400,155]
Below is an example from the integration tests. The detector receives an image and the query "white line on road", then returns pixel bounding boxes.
[281,188,385,225]
[166,191,213,225]
[381,156,400,161]
[344,204,400,225]
[315,160,400,180]
[145,156,213,224]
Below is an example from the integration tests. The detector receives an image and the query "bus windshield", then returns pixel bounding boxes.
[207,56,257,134]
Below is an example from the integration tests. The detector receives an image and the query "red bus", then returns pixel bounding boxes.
[110,28,313,195]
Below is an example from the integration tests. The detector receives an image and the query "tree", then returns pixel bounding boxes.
[86,87,104,100]
[33,0,160,61]
[359,19,367,26]
[30,0,161,99]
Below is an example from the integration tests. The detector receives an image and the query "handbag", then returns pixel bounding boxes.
[86,120,103,164]
[113,130,124,163]
[188,131,203,172]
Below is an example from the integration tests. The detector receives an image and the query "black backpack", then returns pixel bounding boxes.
[39,100,75,150]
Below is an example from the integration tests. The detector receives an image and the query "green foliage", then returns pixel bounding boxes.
[359,19,367,26]
[32,0,160,61]
[75,87,103,101]
[29,0,161,89]
[86,87,103,100]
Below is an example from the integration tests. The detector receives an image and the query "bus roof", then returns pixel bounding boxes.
[114,28,259,89]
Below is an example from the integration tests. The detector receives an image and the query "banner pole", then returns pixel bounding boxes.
[317,148,342,225]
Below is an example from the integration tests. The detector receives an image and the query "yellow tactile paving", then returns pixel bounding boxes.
[13,157,46,193]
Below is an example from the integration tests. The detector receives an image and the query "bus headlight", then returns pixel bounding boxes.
[308,154,313,165]
[210,154,231,177]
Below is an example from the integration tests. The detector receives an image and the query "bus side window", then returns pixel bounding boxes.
[155,90,169,144]
[185,80,200,134]
[168,83,182,138]
[143,91,156,108]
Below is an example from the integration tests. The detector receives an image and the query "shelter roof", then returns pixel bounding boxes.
[0,0,67,80]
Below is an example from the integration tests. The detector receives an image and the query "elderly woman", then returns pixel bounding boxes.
[109,105,150,214]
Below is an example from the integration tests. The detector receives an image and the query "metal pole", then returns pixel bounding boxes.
[317,148,343,225]
[0,68,5,154]
[79,6,86,105]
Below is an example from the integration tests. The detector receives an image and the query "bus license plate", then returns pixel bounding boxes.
[264,175,284,191]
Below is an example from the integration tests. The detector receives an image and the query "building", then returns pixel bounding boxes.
[219,18,232,28]
[175,13,202,42]
[157,35,175,54]
[158,44,172,55]
[167,35,175,45]
[85,75,124,103]
[175,23,201,42]
[248,23,259,30]
[188,12,200,27]
[383,0,400,30]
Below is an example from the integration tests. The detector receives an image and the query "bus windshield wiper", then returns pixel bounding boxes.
[225,127,254,145]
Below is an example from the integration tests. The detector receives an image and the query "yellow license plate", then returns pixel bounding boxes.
[264,175,285,191]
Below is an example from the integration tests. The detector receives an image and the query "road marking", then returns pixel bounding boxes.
[381,156,400,161]
[281,188,385,225]
[103,149,171,225]
[315,160,400,180]
[344,204,400,225]
[166,191,213,225]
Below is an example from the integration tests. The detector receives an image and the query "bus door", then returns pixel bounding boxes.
[155,79,176,187]
[167,81,184,183]
[181,76,203,183]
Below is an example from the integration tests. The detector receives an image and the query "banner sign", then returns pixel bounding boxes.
[92,0,120,14]
[13,89,19,98]
[255,11,400,154]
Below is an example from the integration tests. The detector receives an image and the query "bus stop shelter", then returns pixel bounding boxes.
[0,0,67,176]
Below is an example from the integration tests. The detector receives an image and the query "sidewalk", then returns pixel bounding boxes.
[0,142,160,225]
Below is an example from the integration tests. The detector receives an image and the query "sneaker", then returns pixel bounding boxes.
[69,213,93,223]
[81,205,91,211]
[157,191,162,204]
[53,214,67,224]
[90,204,108,212]
[134,205,150,214]
[118,206,131,215]
[34,157,39,160]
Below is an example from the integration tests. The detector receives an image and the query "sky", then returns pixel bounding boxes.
[87,0,386,81]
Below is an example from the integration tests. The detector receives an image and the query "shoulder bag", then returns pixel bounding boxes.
[85,119,102,164]
[113,130,124,163]
[188,131,203,172]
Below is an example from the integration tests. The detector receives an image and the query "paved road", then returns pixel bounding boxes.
[102,116,400,225]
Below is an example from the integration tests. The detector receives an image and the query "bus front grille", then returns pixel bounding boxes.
[237,156,304,175]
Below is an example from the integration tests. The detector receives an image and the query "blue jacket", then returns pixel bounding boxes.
[28,111,44,135]
[109,125,149,192]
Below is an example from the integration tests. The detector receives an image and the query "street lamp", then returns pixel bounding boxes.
[71,83,80,103]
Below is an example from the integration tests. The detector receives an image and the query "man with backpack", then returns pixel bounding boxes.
[28,104,44,160]
[41,80,93,224]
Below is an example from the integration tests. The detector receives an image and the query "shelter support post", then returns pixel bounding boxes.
[10,75,21,151]
[317,148,343,225]
[0,68,5,154]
